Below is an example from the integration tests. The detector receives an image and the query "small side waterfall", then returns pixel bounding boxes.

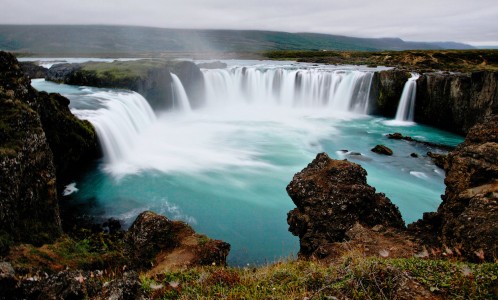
[394,73,420,122]
[171,73,192,112]
[201,67,374,113]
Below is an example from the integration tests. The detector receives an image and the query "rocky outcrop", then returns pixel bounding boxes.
[0,51,99,252]
[287,153,405,258]
[371,144,393,155]
[124,211,230,271]
[0,52,62,250]
[437,115,498,261]
[409,115,498,261]
[415,71,498,135]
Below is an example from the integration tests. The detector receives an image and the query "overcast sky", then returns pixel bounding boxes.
[3,0,498,46]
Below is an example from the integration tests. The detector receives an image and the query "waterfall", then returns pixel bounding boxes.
[394,73,420,122]
[202,67,374,113]
[171,73,192,112]
[75,91,156,167]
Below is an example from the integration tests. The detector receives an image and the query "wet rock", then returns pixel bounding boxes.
[387,132,455,151]
[287,153,404,257]
[371,145,393,155]
[410,153,419,158]
[427,152,448,169]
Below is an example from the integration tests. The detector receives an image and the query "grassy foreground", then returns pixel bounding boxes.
[139,255,498,299]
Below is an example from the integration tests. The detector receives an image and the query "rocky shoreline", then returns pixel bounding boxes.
[1,50,497,298]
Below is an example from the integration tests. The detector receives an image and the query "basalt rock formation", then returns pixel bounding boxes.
[410,115,498,261]
[415,71,498,135]
[371,69,498,135]
[369,70,410,117]
[0,51,99,252]
[287,153,405,258]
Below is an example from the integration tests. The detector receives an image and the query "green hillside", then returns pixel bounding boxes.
[0,25,473,56]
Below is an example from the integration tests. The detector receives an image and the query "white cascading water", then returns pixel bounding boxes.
[73,91,156,174]
[171,73,192,112]
[394,73,420,122]
[202,67,374,114]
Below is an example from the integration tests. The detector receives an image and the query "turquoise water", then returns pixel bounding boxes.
[32,73,463,266]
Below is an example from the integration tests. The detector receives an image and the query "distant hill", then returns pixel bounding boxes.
[0,25,474,55]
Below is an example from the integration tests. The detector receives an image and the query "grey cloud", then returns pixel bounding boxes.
[1,0,497,45]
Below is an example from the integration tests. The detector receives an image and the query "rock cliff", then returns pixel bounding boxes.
[410,115,498,261]
[415,71,498,135]
[372,69,498,135]
[0,51,99,252]
[287,153,405,258]
[369,70,410,117]
[0,52,61,251]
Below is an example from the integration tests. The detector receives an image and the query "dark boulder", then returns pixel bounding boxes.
[371,144,393,155]
[287,153,404,258]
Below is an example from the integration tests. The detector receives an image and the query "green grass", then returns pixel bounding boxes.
[139,257,498,299]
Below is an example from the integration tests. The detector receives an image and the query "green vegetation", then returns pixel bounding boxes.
[81,59,170,80]
[265,49,498,72]
[137,257,498,299]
